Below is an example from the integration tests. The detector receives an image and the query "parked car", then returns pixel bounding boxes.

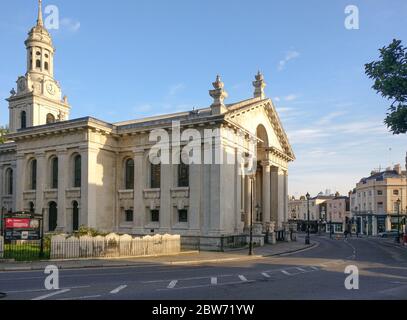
[378,230,399,238]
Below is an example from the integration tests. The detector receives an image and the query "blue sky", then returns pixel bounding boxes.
[0,0,406,196]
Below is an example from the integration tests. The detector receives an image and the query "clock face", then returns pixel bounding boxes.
[46,83,55,95]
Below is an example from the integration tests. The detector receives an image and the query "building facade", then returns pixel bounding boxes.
[350,163,407,236]
[288,195,334,233]
[326,196,351,234]
[0,2,295,245]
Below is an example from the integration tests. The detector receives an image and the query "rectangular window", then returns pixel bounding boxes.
[377,190,383,195]
[178,163,189,187]
[125,210,133,222]
[151,209,160,222]
[150,164,161,189]
[178,209,188,223]
[393,190,399,196]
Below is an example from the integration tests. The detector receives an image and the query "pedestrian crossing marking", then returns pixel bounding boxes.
[167,280,178,289]
[238,275,248,282]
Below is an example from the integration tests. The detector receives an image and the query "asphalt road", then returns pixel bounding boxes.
[1,235,407,300]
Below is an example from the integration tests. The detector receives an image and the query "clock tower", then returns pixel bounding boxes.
[7,0,70,133]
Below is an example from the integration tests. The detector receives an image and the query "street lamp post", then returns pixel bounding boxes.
[305,193,311,245]
[396,198,401,244]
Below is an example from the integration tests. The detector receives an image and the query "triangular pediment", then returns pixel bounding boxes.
[225,98,295,161]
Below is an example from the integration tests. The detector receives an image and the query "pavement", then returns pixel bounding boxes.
[1,234,407,300]
[0,238,315,271]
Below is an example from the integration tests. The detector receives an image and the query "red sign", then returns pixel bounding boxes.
[5,218,31,229]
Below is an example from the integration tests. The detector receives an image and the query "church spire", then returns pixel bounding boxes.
[37,0,43,27]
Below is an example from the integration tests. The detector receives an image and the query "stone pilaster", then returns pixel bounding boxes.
[15,153,26,211]
[160,162,172,233]
[189,163,201,235]
[133,148,146,234]
[56,148,68,232]
[35,152,45,217]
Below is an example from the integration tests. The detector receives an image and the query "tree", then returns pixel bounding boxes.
[365,39,407,134]
[0,126,9,143]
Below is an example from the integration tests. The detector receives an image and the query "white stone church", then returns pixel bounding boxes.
[0,2,295,244]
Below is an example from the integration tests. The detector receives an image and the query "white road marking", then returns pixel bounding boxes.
[110,285,127,294]
[296,267,307,272]
[281,270,291,276]
[311,266,319,270]
[32,289,71,301]
[211,277,218,285]
[167,280,178,289]
[58,295,101,301]
[157,280,256,291]
[262,272,271,278]
[6,285,90,294]
[238,275,248,282]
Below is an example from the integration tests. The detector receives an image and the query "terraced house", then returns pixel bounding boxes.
[0,2,294,247]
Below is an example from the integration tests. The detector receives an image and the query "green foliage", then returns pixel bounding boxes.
[0,126,9,143]
[73,225,108,237]
[365,39,407,134]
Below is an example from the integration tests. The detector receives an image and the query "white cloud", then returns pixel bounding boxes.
[60,18,81,32]
[316,111,347,125]
[168,83,186,96]
[284,94,298,101]
[278,50,300,71]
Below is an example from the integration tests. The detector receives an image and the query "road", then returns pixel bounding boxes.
[1,235,407,300]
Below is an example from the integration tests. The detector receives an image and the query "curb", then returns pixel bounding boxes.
[0,243,319,271]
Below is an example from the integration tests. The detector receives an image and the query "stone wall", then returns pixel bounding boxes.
[50,233,180,260]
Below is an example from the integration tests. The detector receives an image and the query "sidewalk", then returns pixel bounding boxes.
[0,238,317,272]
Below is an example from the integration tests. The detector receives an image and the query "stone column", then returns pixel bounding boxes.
[133,148,146,234]
[56,149,68,232]
[261,160,271,225]
[283,170,288,223]
[244,175,251,230]
[270,166,280,228]
[372,216,377,236]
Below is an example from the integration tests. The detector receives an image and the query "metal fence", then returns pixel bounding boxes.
[3,240,50,261]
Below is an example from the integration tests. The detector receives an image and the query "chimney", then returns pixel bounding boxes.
[394,164,401,175]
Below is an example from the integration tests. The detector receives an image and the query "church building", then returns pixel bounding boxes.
[0,1,295,246]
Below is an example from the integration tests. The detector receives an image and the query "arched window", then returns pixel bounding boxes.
[150,163,161,189]
[5,168,13,195]
[30,159,37,190]
[48,201,57,232]
[46,113,55,124]
[21,111,27,129]
[72,201,79,232]
[29,202,35,213]
[74,155,81,188]
[125,159,134,190]
[51,157,58,189]
[178,161,189,187]
[44,62,49,71]
[36,60,41,68]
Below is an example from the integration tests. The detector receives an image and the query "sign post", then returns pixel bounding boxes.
[4,212,42,242]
